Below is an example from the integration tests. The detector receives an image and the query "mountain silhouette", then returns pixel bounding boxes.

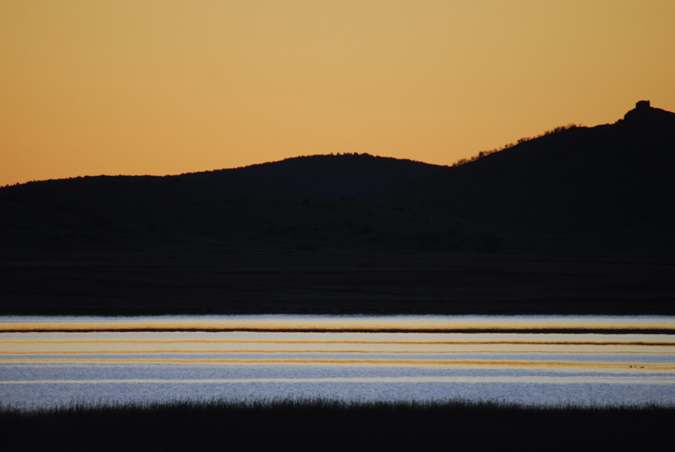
[182,153,444,198]
[376,101,675,255]
[2,101,675,316]
[2,101,675,256]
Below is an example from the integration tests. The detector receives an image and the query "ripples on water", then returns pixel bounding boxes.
[1,315,675,409]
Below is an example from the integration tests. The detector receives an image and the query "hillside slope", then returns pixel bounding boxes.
[377,101,675,255]
[2,102,675,316]
[181,153,444,198]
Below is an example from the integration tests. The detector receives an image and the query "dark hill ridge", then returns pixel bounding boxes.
[0,156,461,252]
[377,100,675,255]
[2,101,675,316]
[2,101,674,256]
[180,153,445,198]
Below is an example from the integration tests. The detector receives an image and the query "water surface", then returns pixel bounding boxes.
[2,315,674,409]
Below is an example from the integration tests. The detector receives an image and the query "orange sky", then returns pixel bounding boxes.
[2,1,674,186]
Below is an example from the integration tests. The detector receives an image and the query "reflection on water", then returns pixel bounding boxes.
[1,315,675,408]
[2,315,675,332]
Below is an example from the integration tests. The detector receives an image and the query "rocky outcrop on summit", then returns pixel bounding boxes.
[623,100,675,123]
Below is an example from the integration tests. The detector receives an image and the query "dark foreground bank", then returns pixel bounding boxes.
[2,399,674,452]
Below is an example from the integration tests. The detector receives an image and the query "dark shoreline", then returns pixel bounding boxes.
[3,244,675,317]
[3,399,675,451]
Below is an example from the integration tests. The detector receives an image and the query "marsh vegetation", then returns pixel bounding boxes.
[3,398,674,451]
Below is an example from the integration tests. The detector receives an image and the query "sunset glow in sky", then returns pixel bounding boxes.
[2,1,674,186]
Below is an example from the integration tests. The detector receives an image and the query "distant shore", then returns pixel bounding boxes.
[2,245,674,317]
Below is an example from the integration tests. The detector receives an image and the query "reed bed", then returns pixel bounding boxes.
[2,398,674,451]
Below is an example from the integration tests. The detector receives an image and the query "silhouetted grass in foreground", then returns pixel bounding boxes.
[2,398,674,451]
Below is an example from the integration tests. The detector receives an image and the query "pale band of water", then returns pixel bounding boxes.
[3,375,675,385]
[2,315,675,408]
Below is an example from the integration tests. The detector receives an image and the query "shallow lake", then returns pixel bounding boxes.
[2,315,675,409]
